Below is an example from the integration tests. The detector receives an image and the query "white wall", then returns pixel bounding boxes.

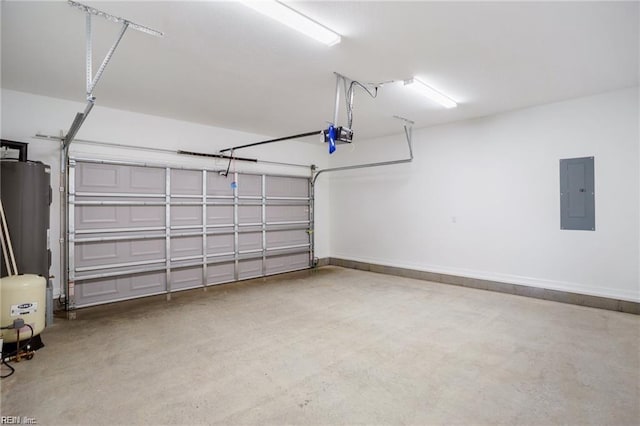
[329,87,639,302]
[1,89,331,297]
[3,87,638,303]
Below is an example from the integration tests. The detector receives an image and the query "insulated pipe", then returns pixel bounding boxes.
[0,223,12,275]
[0,200,18,275]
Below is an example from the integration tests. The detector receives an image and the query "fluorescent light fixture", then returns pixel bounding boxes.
[240,1,341,46]
[404,77,457,109]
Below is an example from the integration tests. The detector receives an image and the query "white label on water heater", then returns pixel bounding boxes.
[10,302,38,317]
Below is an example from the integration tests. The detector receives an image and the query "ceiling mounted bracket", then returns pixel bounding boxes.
[68,1,163,37]
[84,13,129,100]
[63,1,163,148]
[393,115,415,158]
[69,0,163,100]
[324,72,397,154]
[312,115,414,186]
[332,72,345,128]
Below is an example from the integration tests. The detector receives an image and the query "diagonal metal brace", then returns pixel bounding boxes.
[63,1,163,147]
[71,0,163,100]
[63,99,94,150]
[85,13,130,98]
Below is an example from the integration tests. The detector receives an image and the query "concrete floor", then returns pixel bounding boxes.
[1,266,638,425]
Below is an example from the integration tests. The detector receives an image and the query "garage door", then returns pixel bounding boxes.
[68,159,311,308]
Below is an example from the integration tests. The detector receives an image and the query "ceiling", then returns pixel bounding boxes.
[2,1,638,141]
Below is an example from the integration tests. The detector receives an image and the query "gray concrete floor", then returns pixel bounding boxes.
[1,266,639,425]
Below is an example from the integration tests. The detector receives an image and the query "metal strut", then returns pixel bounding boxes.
[86,20,130,98]
[63,100,94,150]
[59,2,164,312]
[63,1,163,148]
[219,130,323,153]
[68,1,164,37]
[218,72,392,157]
[178,150,258,163]
[311,116,414,186]
[308,116,414,266]
[218,72,354,154]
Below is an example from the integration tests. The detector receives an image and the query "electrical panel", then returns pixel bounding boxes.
[560,156,595,231]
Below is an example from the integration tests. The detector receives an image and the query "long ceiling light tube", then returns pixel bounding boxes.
[240,1,341,46]
[404,77,457,109]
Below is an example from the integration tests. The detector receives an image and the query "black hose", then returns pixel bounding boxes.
[0,357,15,378]
[0,323,35,379]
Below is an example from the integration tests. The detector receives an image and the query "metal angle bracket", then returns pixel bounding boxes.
[311,115,415,186]
[68,0,164,36]
[68,0,164,100]
[325,72,397,154]
[63,1,163,148]
[393,115,415,157]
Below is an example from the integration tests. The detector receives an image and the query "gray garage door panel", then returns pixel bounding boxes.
[266,253,310,275]
[76,271,166,307]
[206,262,235,285]
[237,174,262,197]
[171,205,202,227]
[207,205,234,226]
[171,266,203,290]
[266,229,309,248]
[239,205,262,224]
[75,238,165,268]
[170,236,202,259]
[239,232,262,252]
[76,162,165,194]
[266,205,309,222]
[70,160,312,308]
[171,169,202,195]
[265,176,308,198]
[76,205,165,230]
[208,173,234,197]
[207,234,234,255]
[238,258,262,280]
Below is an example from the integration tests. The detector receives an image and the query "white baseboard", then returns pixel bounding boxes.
[331,253,640,303]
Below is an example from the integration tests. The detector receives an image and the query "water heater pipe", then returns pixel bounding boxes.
[0,200,18,276]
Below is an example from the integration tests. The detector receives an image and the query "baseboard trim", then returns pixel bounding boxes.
[315,257,331,267]
[327,257,640,315]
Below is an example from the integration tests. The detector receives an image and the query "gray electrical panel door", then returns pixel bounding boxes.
[560,156,595,231]
[69,159,311,308]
